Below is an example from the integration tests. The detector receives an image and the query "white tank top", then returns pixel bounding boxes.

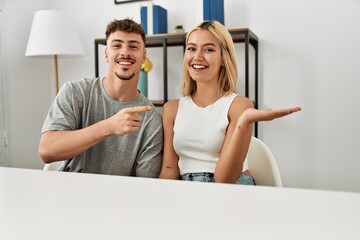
[173,93,248,175]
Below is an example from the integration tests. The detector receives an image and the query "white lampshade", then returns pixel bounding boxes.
[25,10,84,94]
[25,10,84,56]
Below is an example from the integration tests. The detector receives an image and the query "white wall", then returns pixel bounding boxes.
[2,0,360,192]
[0,0,8,166]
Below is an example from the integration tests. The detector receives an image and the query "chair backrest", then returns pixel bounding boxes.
[43,161,64,171]
[246,137,283,187]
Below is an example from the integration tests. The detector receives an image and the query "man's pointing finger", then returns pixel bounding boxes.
[125,106,152,114]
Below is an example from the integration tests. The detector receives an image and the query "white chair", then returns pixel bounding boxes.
[246,137,283,187]
[43,161,64,171]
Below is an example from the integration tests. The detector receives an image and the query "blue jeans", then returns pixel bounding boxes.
[181,172,256,185]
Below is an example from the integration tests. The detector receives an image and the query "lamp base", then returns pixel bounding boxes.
[54,55,59,94]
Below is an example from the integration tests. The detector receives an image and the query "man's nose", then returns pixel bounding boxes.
[120,46,130,57]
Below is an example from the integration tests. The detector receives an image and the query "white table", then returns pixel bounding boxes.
[1,167,359,240]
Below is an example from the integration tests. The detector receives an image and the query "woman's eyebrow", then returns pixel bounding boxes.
[187,42,216,47]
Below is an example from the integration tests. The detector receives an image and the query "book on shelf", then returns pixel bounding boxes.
[140,3,168,35]
[203,0,224,25]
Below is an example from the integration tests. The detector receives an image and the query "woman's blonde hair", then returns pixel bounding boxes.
[181,21,238,96]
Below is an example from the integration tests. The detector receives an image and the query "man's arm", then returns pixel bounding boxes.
[39,106,151,163]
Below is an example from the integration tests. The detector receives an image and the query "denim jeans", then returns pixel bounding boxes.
[181,172,256,185]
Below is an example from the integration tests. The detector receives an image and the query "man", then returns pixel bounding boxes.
[39,19,163,177]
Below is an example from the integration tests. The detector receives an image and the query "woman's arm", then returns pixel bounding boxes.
[215,96,301,183]
[158,100,181,180]
[215,96,254,183]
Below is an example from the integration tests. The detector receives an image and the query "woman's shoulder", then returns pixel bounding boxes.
[229,95,254,117]
[232,95,254,108]
[163,99,180,113]
[162,99,180,121]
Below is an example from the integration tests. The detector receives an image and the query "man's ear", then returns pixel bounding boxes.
[104,47,109,62]
[142,49,147,64]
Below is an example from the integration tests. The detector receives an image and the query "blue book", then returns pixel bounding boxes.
[212,0,224,24]
[203,0,211,21]
[140,6,148,34]
[140,4,168,34]
[153,5,167,34]
[203,0,224,25]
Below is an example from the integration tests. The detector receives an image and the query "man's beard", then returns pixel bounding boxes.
[115,71,135,81]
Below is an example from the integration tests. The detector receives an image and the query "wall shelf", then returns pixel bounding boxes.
[94,28,259,136]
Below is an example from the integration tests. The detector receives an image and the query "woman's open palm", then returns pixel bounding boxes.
[239,107,301,125]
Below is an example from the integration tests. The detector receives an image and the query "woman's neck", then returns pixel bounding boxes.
[192,87,225,108]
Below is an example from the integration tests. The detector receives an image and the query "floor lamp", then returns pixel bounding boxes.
[25,10,84,94]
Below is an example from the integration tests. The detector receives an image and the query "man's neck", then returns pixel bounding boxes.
[102,76,139,102]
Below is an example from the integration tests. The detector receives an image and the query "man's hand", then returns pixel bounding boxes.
[107,106,152,135]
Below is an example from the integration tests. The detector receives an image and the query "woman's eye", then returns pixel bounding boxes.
[187,47,196,51]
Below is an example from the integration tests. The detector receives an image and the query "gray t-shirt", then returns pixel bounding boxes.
[41,77,163,178]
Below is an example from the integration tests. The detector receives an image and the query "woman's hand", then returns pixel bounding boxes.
[237,107,301,128]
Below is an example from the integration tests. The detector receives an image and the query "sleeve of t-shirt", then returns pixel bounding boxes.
[135,109,163,178]
[41,82,80,133]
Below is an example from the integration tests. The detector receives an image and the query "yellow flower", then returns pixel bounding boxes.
[141,58,153,73]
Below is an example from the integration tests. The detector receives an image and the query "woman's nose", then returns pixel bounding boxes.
[194,50,204,60]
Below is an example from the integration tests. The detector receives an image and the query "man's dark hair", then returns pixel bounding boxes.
[105,18,146,44]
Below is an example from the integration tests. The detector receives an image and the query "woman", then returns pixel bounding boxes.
[159,21,300,184]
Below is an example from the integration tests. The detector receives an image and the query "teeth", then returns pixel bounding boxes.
[118,61,131,65]
[193,65,206,69]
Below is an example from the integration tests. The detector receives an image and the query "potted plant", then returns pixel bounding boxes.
[174,25,184,33]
